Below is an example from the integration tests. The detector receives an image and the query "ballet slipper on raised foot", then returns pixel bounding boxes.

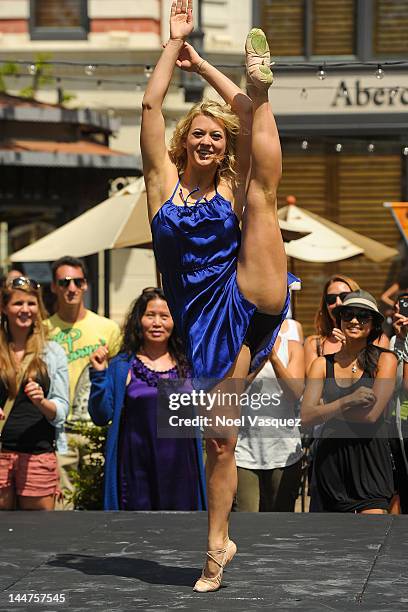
[193,538,237,593]
[245,28,274,89]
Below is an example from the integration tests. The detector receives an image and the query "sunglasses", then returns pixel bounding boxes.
[6,276,40,290]
[57,277,86,289]
[340,308,373,325]
[325,291,350,306]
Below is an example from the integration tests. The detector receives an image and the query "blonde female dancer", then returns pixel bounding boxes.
[141,0,296,592]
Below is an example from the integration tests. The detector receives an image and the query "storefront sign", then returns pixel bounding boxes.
[332,80,408,107]
[271,74,408,115]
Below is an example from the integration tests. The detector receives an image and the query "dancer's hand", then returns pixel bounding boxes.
[176,41,203,72]
[170,0,193,41]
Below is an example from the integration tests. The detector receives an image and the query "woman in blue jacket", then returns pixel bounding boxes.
[88,287,206,511]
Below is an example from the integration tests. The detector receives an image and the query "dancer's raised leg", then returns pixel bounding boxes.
[237,29,287,315]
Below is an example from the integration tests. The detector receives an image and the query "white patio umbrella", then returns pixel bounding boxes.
[278,203,398,263]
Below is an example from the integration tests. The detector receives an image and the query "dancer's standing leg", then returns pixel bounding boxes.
[194,346,250,592]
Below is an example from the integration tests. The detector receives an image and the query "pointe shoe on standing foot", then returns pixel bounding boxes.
[245,28,274,89]
[193,538,237,593]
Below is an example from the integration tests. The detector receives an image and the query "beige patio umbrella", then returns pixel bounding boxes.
[11,178,309,263]
[10,177,153,316]
[10,180,308,314]
[278,202,398,263]
[11,177,151,262]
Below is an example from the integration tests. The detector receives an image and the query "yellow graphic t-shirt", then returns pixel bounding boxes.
[45,310,121,418]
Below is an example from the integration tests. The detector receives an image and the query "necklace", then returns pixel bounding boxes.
[139,350,172,372]
[351,362,358,373]
[179,182,213,207]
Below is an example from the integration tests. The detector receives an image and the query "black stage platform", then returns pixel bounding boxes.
[1,512,407,612]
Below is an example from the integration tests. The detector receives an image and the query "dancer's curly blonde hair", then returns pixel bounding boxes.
[169,99,240,185]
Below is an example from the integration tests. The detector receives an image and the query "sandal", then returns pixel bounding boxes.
[193,538,237,593]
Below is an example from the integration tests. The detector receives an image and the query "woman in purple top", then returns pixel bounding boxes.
[89,288,205,512]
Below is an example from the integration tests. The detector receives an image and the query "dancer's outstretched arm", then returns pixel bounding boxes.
[177,42,252,217]
[141,0,193,220]
[177,42,251,116]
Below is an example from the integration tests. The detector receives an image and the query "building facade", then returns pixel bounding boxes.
[256,0,408,331]
[1,0,407,329]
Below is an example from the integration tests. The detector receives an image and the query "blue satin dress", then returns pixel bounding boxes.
[151,179,298,381]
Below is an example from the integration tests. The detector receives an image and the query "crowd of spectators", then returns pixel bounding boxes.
[1,258,408,514]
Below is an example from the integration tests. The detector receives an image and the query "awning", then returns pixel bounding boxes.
[0,138,140,168]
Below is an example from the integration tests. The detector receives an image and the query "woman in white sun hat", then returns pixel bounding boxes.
[302,290,397,514]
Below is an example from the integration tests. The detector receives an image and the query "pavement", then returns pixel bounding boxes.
[1,511,407,612]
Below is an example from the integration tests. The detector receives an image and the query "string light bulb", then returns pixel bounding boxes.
[317,65,327,80]
[85,64,96,76]
[28,64,36,75]
[335,143,342,153]
[375,64,385,79]
[403,147,408,156]
[301,140,309,150]
[144,65,153,79]
[368,143,375,153]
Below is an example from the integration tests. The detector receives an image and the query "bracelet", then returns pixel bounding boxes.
[196,59,207,75]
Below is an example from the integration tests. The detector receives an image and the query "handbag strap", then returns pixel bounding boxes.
[0,353,33,436]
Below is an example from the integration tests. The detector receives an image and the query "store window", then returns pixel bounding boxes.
[374,0,408,56]
[258,0,356,58]
[30,0,88,40]
[312,0,355,56]
[260,0,305,57]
